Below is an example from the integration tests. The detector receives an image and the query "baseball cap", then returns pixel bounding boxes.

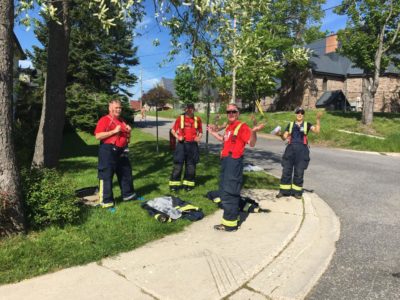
[295,107,305,114]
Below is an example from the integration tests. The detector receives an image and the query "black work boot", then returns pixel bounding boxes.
[276,192,287,198]
[213,224,238,232]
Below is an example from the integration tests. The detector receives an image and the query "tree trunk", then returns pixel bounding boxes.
[361,77,375,125]
[362,24,385,126]
[0,0,26,236]
[32,0,70,168]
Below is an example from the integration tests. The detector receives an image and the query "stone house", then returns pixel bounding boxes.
[298,34,400,112]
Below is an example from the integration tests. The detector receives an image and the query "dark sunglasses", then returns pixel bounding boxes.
[226,110,238,114]
[296,111,305,115]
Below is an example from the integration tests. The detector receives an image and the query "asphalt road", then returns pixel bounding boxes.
[137,116,400,300]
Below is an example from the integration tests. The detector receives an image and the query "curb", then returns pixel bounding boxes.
[227,191,341,300]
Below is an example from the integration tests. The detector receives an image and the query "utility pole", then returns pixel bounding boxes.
[140,67,143,108]
[231,16,237,104]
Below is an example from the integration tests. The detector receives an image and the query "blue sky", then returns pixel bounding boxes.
[15,0,346,100]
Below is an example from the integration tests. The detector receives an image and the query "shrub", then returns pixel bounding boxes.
[21,168,82,229]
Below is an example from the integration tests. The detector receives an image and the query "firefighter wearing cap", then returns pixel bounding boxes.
[169,103,203,191]
[207,103,265,232]
[94,99,136,208]
[276,107,322,199]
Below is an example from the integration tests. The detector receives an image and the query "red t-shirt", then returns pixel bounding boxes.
[172,114,203,142]
[221,121,251,159]
[94,115,130,148]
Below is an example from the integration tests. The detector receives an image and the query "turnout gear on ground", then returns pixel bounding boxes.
[279,121,313,197]
[206,190,264,213]
[169,114,202,191]
[141,196,204,223]
[95,114,136,207]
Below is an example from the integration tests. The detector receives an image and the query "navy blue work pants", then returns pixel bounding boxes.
[219,156,243,226]
[98,143,135,204]
[279,144,310,196]
[170,142,199,187]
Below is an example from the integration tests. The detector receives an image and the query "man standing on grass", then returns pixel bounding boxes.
[169,103,203,191]
[94,99,137,208]
[207,103,265,232]
[275,107,322,199]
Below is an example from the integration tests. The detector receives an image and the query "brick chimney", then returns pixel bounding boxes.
[325,34,338,54]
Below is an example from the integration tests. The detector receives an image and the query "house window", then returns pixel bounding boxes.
[323,77,328,91]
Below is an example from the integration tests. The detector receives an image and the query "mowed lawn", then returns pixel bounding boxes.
[0,129,278,284]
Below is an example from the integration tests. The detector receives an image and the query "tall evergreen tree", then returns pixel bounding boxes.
[29,0,140,132]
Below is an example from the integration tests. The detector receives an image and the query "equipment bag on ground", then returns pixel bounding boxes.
[141,196,204,223]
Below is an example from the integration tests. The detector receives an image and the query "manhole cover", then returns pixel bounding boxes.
[392,273,400,278]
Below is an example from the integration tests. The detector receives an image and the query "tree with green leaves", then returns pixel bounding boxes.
[174,64,199,105]
[156,0,325,108]
[336,0,400,125]
[270,0,326,44]
[29,0,140,132]
[16,0,143,168]
[141,85,173,108]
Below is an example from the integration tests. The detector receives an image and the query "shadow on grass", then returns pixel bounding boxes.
[61,130,98,158]
[196,175,216,187]
[135,183,163,197]
[58,160,97,173]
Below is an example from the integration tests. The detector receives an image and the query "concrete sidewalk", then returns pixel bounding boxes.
[0,190,340,300]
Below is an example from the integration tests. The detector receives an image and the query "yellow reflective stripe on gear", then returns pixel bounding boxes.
[194,116,198,129]
[169,181,182,186]
[233,122,243,136]
[243,202,252,212]
[177,204,199,212]
[182,180,195,187]
[100,202,113,208]
[180,115,184,129]
[222,218,238,227]
[289,122,294,134]
[304,121,308,135]
[280,184,291,190]
[213,197,221,203]
[292,184,303,191]
[98,180,103,204]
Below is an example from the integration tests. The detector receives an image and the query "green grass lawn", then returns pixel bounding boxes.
[0,129,278,285]
[149,109,400,152]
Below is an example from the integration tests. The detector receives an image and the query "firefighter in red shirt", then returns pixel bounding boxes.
[207,103,265,231]
[169,103,203,191]
[94,99,136,208]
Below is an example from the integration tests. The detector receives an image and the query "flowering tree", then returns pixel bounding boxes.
[153,0,324,107]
